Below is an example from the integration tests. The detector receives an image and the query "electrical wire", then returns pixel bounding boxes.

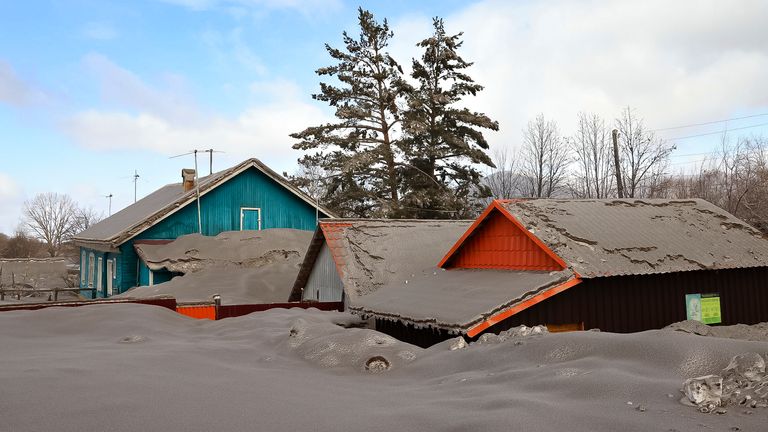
[652,113,768,132]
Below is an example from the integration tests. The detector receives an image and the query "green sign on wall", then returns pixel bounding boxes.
[685,293,721,324]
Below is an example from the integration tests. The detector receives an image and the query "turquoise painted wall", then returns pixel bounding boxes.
[79,247,118,298]
[94,167,327,293]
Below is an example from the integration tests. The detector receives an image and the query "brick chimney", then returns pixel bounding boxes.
[182,169,196,192]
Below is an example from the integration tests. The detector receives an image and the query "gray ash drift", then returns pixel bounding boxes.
[3,305,768,431]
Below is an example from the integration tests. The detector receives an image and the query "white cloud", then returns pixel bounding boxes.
[0,61,48,107]
[392,0,768,153]
[65,56,330,170]
[81,22,118,40]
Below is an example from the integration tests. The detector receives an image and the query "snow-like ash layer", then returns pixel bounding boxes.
[135,229,312,273]
[350,268,571,332]
[502,199,768,277]
[121,229,312,304]
[2,304,767,431]
[665,320,768,342]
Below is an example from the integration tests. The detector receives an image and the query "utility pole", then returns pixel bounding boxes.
[133,170,140,203]
[612,129,624,199]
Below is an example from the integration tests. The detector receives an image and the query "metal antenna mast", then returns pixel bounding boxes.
[104,194,113,216]
[203,149,223,175]
[133,170,140,203]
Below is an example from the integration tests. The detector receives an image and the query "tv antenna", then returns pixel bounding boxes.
[104,193,113,216]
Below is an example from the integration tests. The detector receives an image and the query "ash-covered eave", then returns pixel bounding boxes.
[348,272,575,335]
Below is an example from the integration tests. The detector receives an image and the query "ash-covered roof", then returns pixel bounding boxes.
[290,218,580,333]
[290,219,473,303]
[73,158,335,247]
[498,198,768,278]
[350,268,571,333]
[134,229,313,273]
[121,229,313,305]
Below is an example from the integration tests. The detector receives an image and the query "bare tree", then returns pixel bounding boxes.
[569,112,614,198]
[72,206,103,235]
[615,107,675,198]
[484,146,522,201]
[23,192,77,257]
[520,114,569,197]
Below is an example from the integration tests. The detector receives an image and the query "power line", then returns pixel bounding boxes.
[653,113,768,132]
[666,122,768,141]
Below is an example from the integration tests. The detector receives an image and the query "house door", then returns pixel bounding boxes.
[106,259,113,296]
[240,208,261,231]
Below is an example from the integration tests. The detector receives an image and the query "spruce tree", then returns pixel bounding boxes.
[398,18,498,219]
[291,8,404,217]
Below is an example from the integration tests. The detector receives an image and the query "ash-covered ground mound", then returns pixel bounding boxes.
[118,229,312,304]
[2,305,768,431]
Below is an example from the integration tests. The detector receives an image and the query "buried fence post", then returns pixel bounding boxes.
[213,294,221,320]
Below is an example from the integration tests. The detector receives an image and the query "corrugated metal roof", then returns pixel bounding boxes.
[498,198,768,278]
[73,158,336,246]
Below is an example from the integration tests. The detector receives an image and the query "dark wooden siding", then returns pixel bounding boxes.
[373,267,768,347]
[489,267,768,334]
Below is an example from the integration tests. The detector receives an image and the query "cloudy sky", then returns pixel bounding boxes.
[1,0,768,234]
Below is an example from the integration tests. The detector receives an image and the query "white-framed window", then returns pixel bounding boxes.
[97,257,103,292]
[81,251,86,285]
[240,207,262,231]
[88,253,95,288]
[112,258,117,280]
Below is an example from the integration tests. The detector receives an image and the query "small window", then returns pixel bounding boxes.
[81,252,86,284]
[97,257,103,291]
[113,258,117,279]
[88,253,95,288]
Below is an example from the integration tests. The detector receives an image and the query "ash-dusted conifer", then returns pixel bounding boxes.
[398,18,498,219]
[291,8,404,217]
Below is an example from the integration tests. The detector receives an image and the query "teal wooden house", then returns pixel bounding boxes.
[72,158,334,298]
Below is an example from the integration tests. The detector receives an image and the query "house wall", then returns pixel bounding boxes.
[112,166,327,293]
[303,242,344,302]
[444,209,562,271]
[79,247,118,298]
[485,266,768,335]
[371,267,768,347]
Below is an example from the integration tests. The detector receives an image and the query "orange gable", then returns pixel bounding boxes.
[441,206,564,271]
